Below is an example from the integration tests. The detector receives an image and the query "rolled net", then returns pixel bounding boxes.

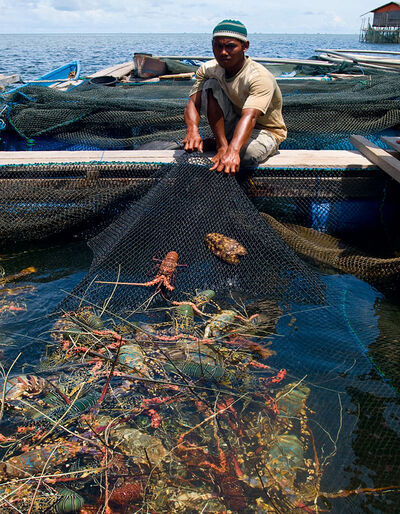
[2,71,400,152]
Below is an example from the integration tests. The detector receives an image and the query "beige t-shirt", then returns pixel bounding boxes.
[190,57,287,144]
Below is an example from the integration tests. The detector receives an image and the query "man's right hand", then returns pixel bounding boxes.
[183,130,203,152]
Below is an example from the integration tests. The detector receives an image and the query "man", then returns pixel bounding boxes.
[184,19,287,174]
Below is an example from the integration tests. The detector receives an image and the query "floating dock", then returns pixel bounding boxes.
[0,149,382,169]
[0,149,390,202]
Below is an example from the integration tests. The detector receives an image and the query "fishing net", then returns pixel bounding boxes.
[1,70,400,152]
[0,161,166,243]
[0,154,398,513]
[0,70,399,513]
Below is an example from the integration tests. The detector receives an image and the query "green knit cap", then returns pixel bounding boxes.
[212,19,248,42]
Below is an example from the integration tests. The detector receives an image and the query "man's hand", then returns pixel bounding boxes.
[183,129,203,152]
[184,92,203,152]
[210,147,240,174]
[209,108,261,174]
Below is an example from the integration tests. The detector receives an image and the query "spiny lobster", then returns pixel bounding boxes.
[97,251,185,292]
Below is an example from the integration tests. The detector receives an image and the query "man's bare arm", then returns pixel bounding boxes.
[184,92,203,152]
[210,108,262,174]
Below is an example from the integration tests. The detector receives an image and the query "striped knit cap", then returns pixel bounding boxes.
[212,19,248,42]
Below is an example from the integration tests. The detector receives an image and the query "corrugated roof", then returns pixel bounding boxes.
[361,2,400,15]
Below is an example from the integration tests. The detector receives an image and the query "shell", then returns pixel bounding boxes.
[108,477,144,507]
[111,428,168,465]
[204,233,247,265]
[193,289,215,305]
[164,360,229,382]
[53,488,84,513]
[117,344,148,374]
[204,310,236,338]
[0,442,81,479]
[276,383,310,418]
[1,374,48,402]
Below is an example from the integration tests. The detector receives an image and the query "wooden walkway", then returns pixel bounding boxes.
[0,149,379,170]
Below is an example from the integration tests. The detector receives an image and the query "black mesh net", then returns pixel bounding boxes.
[0,161,166,243]
[0,72,399,513]
[31,152,395,513]
[2,71,400,152]
[71,153,323,310]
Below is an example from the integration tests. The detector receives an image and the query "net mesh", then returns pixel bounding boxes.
[0,71,399,513]
[48,152,398,513]
[2,71,400,151]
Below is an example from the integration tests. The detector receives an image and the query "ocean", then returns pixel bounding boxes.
[1,32,400,80]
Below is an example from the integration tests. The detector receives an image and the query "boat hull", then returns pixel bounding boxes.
[5,61,81,93]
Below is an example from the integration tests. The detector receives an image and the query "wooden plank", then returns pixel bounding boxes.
[159,72,194,80]
[0,150,181,164]
[87,61,135,79]
[155,55,335,67]
[316,48,400,56]
[381,136,400,153]
[257,150,377,169]
[350,135,400,184]
[0,150,378,170]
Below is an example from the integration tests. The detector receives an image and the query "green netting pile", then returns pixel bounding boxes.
[1,70,400,151]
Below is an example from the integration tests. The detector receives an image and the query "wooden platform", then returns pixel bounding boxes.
[381,136,400,153]
[350,135,400,185]
[0,150,379,170]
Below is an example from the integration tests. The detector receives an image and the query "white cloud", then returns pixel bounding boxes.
[0,0,382,33]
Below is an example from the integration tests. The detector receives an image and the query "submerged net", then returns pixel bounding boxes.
[0,154,399,512]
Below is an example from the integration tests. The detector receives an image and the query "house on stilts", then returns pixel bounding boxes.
[360,2,400,43]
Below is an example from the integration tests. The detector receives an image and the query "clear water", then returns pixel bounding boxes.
[1,228,400,512]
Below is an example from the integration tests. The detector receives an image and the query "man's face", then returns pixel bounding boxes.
[212,37,248,72]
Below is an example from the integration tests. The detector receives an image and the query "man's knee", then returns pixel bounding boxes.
[241,132,278,166]
[201,79,234,120]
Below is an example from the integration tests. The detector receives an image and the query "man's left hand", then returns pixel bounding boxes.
[209,148,241,174]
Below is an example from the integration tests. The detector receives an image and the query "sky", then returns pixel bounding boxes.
[0,1,385,34]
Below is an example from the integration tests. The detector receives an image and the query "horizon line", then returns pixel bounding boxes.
[0,32,360,36]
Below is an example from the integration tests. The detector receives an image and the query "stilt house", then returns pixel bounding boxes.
[360,2,400,43]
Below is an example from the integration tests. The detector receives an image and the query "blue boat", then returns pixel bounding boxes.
[5,60,81,93]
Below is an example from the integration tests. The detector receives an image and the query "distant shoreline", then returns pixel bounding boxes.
[0,32,359,36]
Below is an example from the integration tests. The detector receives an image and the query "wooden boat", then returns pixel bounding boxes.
[6,61,82,94]
[85,54,341,84]
[87,61,136,81]
[0,74,21,91]
[155,55,337,79]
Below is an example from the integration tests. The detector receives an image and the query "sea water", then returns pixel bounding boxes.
[1,33,400,80]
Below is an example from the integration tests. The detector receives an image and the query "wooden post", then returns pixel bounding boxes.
[350,135,400,184]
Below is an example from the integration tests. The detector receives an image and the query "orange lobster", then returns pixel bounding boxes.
[97,251,184,292]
